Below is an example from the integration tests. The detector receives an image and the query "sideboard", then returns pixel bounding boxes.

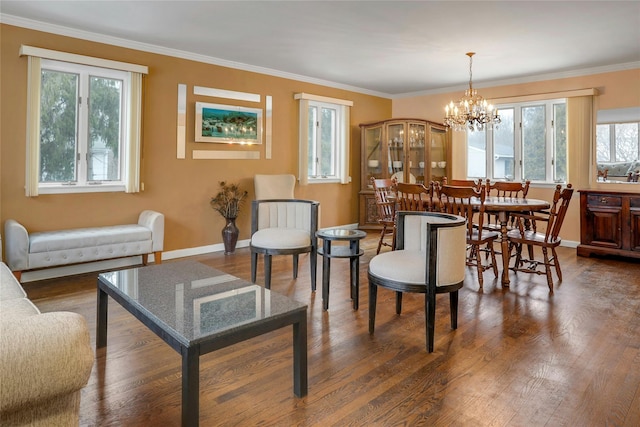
[577,189,640,259]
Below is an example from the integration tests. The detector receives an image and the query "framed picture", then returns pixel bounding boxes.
[193,285,262,336]
[195,102,262,144]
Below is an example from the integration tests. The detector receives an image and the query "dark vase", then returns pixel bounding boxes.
[221,217,239,255]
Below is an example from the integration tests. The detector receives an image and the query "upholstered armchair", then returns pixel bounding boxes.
[250,199,319,290]
[368,211,467,352]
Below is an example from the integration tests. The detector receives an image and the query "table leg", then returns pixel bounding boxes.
[350,239,359,310]
[499,212,510,286]
[293,314,308,397]
[96,285,108,348]
[182,346,199,426]
[322,239,331,311]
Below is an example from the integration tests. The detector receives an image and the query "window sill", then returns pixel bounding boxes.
[38,184,126,194]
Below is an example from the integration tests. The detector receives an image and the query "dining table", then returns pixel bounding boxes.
[475,196,551,286]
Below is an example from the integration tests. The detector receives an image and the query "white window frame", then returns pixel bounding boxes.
[37,59,130,193]
[21,45,147,196]
[295,93,352,185]
[468,98,566,184]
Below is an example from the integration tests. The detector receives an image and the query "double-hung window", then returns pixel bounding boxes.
[467,99,567,183]
[21,46,147,196]
[295,93,352,185]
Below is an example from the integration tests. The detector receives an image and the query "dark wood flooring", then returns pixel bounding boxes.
[23,236,640,426]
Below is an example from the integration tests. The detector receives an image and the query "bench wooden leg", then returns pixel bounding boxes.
[12,271,22,282]
[154,251,162,264]
[142,254,149,265]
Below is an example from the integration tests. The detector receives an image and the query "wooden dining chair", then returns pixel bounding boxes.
[438,185,499,288]
[396,182,434,212]
[442,177,483,192]
[368,211,467,352]
[507,184,574,293]
[371,177,397,254]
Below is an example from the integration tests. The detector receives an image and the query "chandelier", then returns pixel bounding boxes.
[444,52,500,132]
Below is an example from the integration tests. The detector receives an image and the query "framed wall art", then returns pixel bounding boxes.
[195,102,262,144]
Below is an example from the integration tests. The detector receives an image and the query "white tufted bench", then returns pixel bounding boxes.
[4,210,164,281]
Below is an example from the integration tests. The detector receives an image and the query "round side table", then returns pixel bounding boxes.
[316,229,367,311]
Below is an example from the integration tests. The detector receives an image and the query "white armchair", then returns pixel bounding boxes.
[250,199,319,290]
[368,211,467,352]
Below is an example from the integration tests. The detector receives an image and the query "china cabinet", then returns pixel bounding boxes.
[577,189,640,259]
[359,118,450,229]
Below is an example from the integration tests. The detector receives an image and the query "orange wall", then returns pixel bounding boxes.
[0,24,391,254]
[392,68,640,242]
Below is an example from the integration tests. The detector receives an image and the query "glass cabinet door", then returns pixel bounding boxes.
[430,128,447,182]
[364,125,383,188]
[387,123,406,182]
[408,123,426,184]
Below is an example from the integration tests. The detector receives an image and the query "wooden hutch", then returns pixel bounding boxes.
[577,189,640,259]
[358,118,450,230]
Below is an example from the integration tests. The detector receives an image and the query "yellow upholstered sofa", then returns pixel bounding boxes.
[0,260,94,426]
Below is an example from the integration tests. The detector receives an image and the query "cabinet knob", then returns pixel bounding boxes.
[600,198,607,204]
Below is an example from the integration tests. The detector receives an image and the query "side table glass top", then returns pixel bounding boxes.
[98,260,306,343]
[317,229,367,239]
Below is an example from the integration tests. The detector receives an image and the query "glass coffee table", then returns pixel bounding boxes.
[96,260,307,426]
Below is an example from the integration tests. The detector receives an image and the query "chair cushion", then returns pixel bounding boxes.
[369,250,425,285]
[251,228,311,249]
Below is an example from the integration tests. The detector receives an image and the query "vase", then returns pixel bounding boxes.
[221,217,239,255]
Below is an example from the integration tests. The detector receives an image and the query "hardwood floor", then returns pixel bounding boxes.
[24,236,640,426]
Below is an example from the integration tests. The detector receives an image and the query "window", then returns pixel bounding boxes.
[39,60,127,188]
[596,122,639,162]
[295,93,352,185]
[22,46,147,196]
[467,99,566,183]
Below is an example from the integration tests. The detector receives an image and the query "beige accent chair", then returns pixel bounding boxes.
[368,211,467,353]
[251,174,319,290]
[0,261,94,426]
[254,174,296,199]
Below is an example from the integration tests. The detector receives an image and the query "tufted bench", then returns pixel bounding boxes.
[4,210,164,281]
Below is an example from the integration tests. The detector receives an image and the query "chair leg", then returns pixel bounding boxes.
[541,247,553,293]
[514,243,523,269]
[395,291,403,314]
[310,247,317,292]
[552,247,562,282]
[251,251,258,283]
[488,243,498,276]
[450,290,459,330]
[293,254,299,278]
[369,283,378,334]
[377,226,387,254]
[264,254,272,290]
[425,290,436,353]
[474,245,484,288]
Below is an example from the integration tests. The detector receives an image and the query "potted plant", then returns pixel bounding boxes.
[210,181,248,254]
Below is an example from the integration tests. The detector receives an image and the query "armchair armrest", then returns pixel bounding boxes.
[138,210,164,252]
[3,219,29,271]
[0,312,94,413]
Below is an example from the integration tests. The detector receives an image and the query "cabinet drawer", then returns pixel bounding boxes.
[587,195,622,207]
[630,197,640,208]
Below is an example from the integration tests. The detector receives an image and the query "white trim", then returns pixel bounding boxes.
[294,92,353,106]
[177,84,187,159]
[19,44,148,74]
[193,86,260,103]
[193,150,260,160]
[265,96,273,159]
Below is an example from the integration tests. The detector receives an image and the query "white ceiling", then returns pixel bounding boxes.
[2,1,639,98]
